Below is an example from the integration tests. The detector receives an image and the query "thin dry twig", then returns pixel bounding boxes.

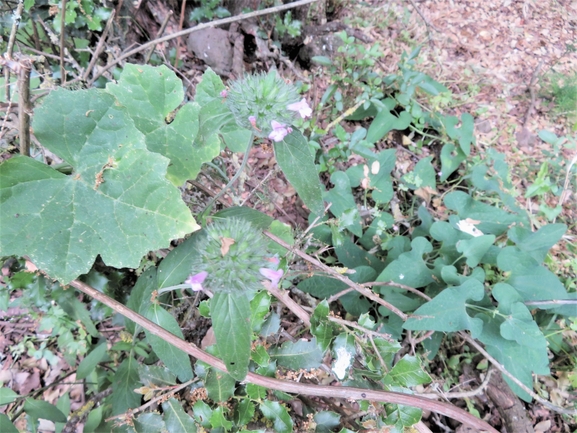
[60,0,67,84]
[59,274,498,432]
[174,0,186,68]
[82,9,116,82]
[405,0,439,40]
[144,10,172,64]
[5,0,24,101]
[17,59,32,156]
[61,388,113,433]
[105,379,196,422]
[420,368,495,400]
[89,0,318,84]
[265,281,311,327]
[460,332,577,416]
[522,60,543,129]
[366,281,432,301]
[264,230,408,320]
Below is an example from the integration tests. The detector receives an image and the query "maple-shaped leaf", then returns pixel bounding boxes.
[0,88,198,284]
[106,64,221,186]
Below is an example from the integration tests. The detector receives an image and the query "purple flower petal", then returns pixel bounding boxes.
[186,271,208,292]
[260,267,284,288]
[287,98,312,118]
[268,120,291,142]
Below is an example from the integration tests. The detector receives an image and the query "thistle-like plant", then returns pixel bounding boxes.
[188,217,274,293]
[186,217,280,380]
[226,70,304,139]
[200,71,315,219]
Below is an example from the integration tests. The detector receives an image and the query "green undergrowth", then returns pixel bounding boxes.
[0,42,576,433]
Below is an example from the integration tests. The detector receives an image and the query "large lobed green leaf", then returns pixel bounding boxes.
[106,64,221,185]
[0,88,198,284]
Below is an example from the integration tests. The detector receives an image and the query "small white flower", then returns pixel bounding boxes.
[456,219,484,237]
[332,346,353,380]
[399,274,405,280]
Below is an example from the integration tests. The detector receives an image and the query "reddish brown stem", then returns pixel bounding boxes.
[67,277,498,433]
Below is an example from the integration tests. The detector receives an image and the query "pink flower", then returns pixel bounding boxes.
[265,256,280,266]
[186,271,208,292]
[268,120,292,142]
[220,90,228,97]
[287,98,312,119]
[260,267,284,289]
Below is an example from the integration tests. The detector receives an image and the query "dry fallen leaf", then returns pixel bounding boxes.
[220,237,235,256]
[414,186,438,204]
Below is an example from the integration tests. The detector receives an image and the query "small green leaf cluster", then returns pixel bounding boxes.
[541,70,577,126]
[274,10,302,38]
[313,31,384,113]
[189,0,231,23]
[522,131,576,221]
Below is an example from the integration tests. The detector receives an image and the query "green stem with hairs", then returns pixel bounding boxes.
[199,132,255,222]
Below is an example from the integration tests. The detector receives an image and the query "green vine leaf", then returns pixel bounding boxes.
[444,191,525,235]
[162,398,197,433]
[0,88,198,284]
[324,171,362,236]
[134,413,166,433]
[500,302,548,349]
[274,130,324,217]
[456,234,496,267]
[477,314,550,402]
[211,291,251,380]
[192,401,213,428]
[144,304,193,382]
[210,407,234,430]
[23,399,67,423]
[0,414,18,433]
[259,401,293,433]
[507,224,566,263]
[497,246,568,301]
[0,388,18,406]
[112,356,141,415]
[205,369,236,402]
[386,355,431,388]
[385,402,422,429]
[377,237,434,288]
[403,279,485,337]
[311,300,337,352]
[270,338,324,370]
[366,109,411,144]
[106,64,220,186]
[234,399,255,427]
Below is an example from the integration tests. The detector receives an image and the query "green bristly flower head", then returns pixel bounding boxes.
[226,70,302,139]
[189,218,273,293]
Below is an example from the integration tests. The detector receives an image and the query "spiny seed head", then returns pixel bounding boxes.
[226,71,301,139]
[190,218,271,293]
